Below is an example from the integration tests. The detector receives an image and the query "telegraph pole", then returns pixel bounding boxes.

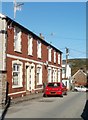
[65,47,69,78]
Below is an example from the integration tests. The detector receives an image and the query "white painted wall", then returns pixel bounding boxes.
[62,64,71,79]
[62,79,70,90]
[0,13,7,71]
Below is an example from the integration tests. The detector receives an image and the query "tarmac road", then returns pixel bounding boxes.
[5,91,86,118]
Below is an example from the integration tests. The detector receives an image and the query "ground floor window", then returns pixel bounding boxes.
[58,69,61,82]
[36,65,42,85]
[52,68,57,82]
[12,60,23,88]
[48,67,52,82]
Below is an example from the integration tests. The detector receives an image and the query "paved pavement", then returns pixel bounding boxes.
[10,92,43,106]
[9,91,88,106]
[0,92,43,119]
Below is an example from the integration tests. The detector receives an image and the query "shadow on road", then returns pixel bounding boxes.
[81,99,88,120]
[0,97,11,120]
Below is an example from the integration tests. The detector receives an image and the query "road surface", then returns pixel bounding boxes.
[5,92,86,118]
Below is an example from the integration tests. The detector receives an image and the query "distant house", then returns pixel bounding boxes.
[72,69,87,86]
[62,62,71,90]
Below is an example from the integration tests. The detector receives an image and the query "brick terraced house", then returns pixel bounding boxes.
[0,13,62,99]
[72,69,87,86]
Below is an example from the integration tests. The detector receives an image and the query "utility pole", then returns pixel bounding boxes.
[65,47,69,78]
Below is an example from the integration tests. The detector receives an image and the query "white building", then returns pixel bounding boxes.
[62,63,72,90]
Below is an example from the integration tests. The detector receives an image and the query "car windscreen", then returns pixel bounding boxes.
[47,83,60,87]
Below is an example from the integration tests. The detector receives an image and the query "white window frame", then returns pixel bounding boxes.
[14,26,22,52]
[58,53,60,64]
[54,51,56,63]
[12,60,23,88]
[28,35,33,56]
[36,65,42,85]
[37,40,42,58]
[48,67,52,82]
[52,68,57,82]
[48,47,52,62]
[58,69,61,82]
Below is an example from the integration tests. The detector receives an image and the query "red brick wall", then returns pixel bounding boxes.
[7,26,62,97]
[7,57,25,93]
[7,27,61,67]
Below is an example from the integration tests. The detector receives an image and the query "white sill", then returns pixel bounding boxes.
[37,83,42,86]
[14,49,22,53]
[28,54,33,56]
[12,85,23,89]
[37,57,42,59]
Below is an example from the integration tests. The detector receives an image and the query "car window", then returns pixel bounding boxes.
[47,83,60,87]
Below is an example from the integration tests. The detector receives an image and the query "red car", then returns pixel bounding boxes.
[43,82,67,97]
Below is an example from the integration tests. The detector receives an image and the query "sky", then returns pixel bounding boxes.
[1,1,86,60]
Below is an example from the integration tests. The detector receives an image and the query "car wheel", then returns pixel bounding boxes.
[60,94,63,97]
[74,89,78,92]
[64,92,67,95]
[43,94,47,97]
[61,95,63,97]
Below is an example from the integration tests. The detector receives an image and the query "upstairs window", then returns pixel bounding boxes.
[48,47,52,62]
[54,51,56,63]
[58,53,60,64]
[14,27,22,52]
[28,35,33,56]
[37,40,41,58]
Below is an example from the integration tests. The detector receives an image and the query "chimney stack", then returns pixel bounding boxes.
[39,33,45,40]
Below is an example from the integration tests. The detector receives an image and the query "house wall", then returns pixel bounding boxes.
[6,21,62,98]
[0,14,8,106]
[62,64,71,79]
[0,15,7,71]
[0,71,7,108]
[72,70,87,86]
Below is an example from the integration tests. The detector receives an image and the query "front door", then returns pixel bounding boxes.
[26,65,31,91]
[30,64,35,91]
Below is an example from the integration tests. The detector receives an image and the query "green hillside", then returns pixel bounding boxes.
[63,58,87,76]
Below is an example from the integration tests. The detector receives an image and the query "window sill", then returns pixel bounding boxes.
[48,60,51,62]
[37,83,42,86]
[28,54,33,57]
[12,85,23,89]
[14,50,22,54]
[37,57,42,59]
